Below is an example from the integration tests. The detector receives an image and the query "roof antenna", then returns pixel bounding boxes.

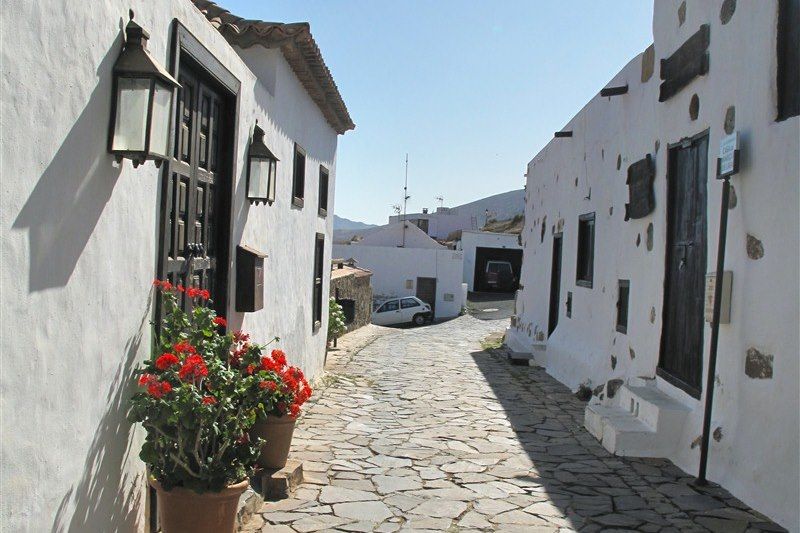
[402,153,409,247]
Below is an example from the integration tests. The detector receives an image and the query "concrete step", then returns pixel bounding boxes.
[584,382,691,458]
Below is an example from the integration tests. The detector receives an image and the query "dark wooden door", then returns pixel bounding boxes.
[548,234,563,336]
[659,134,708,396]
[159,60,232,314]
[416,277,437,318]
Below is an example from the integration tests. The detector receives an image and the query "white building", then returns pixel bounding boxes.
[507,1,798,529]
[1,0,352,530]
[389,208,478,240]
[458,230,522,292]
[334,223,466,318]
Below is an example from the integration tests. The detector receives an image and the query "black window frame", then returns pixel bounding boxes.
[576,212,595,288]
[318,165,329,217]
[616,279,630,334]
[292,143,306,207]
[312,233,324,330]
[777,0,800,120]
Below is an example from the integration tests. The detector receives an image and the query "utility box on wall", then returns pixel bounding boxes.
[236,245,267,312]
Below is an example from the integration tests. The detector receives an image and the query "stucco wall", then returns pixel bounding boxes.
[333,244,465,318]
[459,231,522,291]
[388,212,478,240]
[355,221,445,249]
[507,1,799,529]
[0,0,340,530]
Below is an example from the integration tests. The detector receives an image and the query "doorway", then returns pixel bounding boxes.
[548,233,563,336]
[416,277,437,318]
[658,132,709,397]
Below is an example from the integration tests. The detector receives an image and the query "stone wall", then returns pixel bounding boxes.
[331,272,373,332]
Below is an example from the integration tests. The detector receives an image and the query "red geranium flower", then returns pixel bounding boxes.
[173,341,196,355]
[246,364,255,375]
[271,349,287,367]
[233,330,250,344]
[179,354,208,382]
[155,353,180,370]
[202,395,217,405]
[213,316,227,327]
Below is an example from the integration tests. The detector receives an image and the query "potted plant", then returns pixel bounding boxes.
[128,280,260,533]
[328,297,347,347]
[233,339,313,469]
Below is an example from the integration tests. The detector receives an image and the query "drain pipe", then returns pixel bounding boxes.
[696,173,731,486]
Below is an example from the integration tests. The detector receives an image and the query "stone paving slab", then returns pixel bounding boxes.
[244,316,785,532]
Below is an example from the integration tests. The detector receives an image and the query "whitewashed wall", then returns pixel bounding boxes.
[333,244,465,318]
[389,212,477,240]
[0,0,340,530]
[355,221,444,249]
[507,1,799,529]
[459,230,522,291]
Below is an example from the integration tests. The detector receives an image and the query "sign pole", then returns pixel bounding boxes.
[696,168,732,485]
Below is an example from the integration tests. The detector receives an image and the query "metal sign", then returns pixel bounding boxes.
[717,132,740,178]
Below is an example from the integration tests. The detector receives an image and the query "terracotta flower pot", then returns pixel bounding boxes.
[251,415,296,469]
[149,478,248,533]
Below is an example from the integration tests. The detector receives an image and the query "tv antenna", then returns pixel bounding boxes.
[435,195,444,207]
[402,154,409,247]
[391,204,402,215]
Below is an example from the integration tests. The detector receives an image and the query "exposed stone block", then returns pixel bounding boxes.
[744,348,773,379]
[746,234,764,259]
[606,378,624,398]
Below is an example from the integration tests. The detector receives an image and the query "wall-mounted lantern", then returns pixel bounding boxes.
[247,122,278,205]
[108,11,180,168]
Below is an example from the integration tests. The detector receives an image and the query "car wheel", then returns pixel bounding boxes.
[412,314,426,326]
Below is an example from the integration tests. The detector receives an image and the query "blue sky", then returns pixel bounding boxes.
[225,1,654,225]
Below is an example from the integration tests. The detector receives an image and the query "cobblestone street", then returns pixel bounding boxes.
[247,316,783,532]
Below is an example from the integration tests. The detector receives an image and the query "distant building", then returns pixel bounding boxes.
[334,222,466,319]
[457,230,522,292]
[330,259,373,332]
[508,1,799,530]
[389,207,479,240]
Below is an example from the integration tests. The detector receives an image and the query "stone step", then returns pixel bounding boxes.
[254,459,304,501]
[585,383,691,458]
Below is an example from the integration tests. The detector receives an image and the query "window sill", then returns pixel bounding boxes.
[616,325,627,334]
[576,279,593,289]
[292,197,304,208]
[318,208,327,218]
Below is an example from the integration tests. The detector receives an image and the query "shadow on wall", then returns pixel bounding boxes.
[50,294,152,533]
[12,33,123,292]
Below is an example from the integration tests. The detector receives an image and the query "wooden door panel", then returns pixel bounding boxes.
[659,135,708,395]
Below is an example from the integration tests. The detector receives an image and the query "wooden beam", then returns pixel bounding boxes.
[600,84,629,97]
[554,131,573,138]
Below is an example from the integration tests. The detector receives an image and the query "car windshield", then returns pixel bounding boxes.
[401,298,420,309]
[488,262,512,274]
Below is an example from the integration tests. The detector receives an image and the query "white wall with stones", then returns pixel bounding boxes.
[1,0,341,530]
[507,1,799,529]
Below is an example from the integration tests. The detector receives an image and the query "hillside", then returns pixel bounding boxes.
[334,215,378,231]
[451,189,524,221]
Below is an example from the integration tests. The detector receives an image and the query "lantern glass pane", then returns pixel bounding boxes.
[112,77,150,152]
[267,160,277,202]
[149,82,172,157]
[249,158,269,199]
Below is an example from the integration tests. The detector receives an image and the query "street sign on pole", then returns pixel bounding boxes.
[717,132,740,179]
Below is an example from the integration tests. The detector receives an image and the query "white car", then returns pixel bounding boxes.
[372,296,432,327]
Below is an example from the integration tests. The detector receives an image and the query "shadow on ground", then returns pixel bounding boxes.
[469,347,785,532]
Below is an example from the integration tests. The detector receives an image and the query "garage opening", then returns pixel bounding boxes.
[473,247,523,292]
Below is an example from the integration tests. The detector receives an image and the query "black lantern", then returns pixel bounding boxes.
[108,11,180,167]
[247,122,278,205]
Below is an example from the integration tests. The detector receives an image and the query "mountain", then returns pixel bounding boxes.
[333,215,378,231]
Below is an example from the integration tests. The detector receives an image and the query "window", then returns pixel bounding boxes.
[777,0,799,120]
[378,300,399,312]
[616,280,630,334]
[337,298,355,324]
[312,233,324,329]
[576,213,595,287]
[292,143,306,207]
[318,165,329,217]
[415,219,429,234]
[401,298,420,309]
